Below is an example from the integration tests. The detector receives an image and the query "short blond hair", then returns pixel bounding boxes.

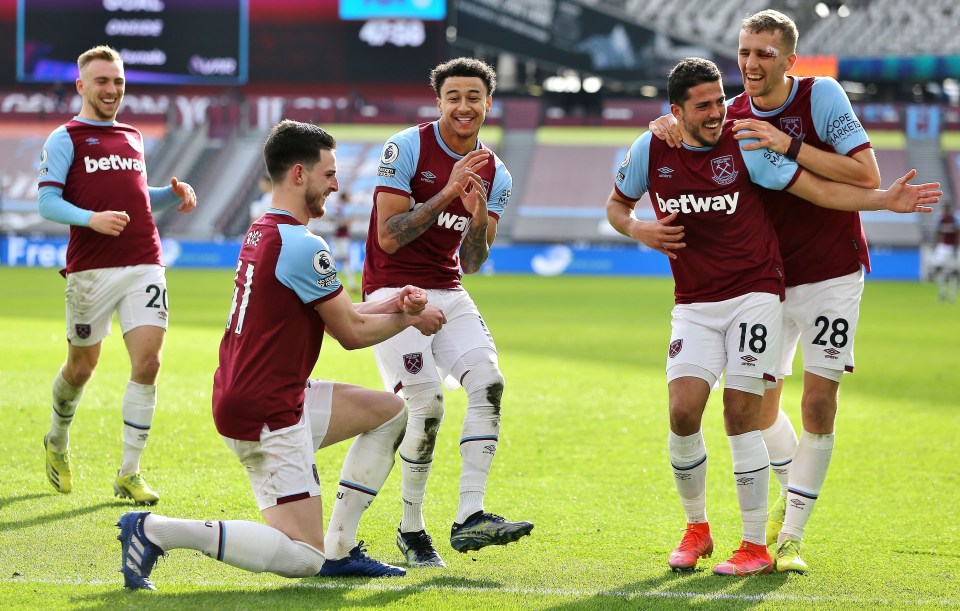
[742,9,798,55]
[77,46,123,72]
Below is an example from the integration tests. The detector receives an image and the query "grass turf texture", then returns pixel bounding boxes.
[1,267,957,610]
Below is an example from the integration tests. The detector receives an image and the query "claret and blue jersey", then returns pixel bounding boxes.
[363,121,512,294]
[727,76,873,285]
[615,122,799,305]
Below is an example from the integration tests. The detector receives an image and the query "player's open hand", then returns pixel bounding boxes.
[455,172,488,220]
[732,119,791,153]
[411,304,446,336]
[885,169,941,213]
[171,177,197,213]
[631,212,686,259]
[88,210,130,236]
[649,114,682,148]
[445,149,490,201]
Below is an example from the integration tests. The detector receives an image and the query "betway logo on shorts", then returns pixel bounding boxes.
[84,155,146,174]
[655,191,739,215]
[437,211,469,231]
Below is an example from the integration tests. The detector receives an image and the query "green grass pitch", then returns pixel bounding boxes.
[1,267,957,609]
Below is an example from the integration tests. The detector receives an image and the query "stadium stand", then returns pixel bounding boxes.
[802,0,960,57]
[610,0,960,58]
[1,1,958,257]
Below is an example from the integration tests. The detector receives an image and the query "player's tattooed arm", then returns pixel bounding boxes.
[384,189,454,248]
[460,221,491,274]
[378,149,491,254]
[457,172,492,274]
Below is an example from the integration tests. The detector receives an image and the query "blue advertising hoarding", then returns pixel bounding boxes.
[0,236,923,281]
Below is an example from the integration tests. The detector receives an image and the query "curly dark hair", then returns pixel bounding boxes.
[429,57,497,98]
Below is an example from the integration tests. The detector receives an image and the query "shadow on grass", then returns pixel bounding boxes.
[0,496,117,531]
[71,574,506,609]
[542,568,790,611]
[0,493,47,513]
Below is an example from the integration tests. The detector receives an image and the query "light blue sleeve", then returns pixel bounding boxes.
[741,139,802,190]
[37,126,72,188]
[275,224,342,304]
[149,185,182,212]
[488,157,512,218]
[375,126,420,193]
[614,131,652,200]
[38,186,93,226]
[37,127,93,226]
[811,77,870,155]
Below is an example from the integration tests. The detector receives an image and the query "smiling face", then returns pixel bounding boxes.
[738,27,796,109]
[436,76,491,154]
[303,149,339,219]
[77,58,125,122]
[673,80,726,148]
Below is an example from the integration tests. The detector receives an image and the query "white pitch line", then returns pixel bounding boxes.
[1,577,957,606]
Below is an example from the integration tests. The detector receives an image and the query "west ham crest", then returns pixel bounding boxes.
[710,155,738,186]
[779,117,804,139]
[403,352,423,374]
[75,324,91,340]
[124,132,144,153]
[668,339,683,358]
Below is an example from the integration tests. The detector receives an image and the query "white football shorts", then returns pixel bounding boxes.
[64,264,168,346]
[222,379,333,511]
[929,243,959,270]
[666,291,782,388]
[778,269,862,379]
[366,287,497,392]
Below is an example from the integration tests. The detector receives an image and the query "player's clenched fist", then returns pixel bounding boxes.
[88,210,130,236]
[410,304,446,336]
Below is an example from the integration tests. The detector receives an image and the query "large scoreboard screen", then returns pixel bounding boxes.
[17,0,247,85]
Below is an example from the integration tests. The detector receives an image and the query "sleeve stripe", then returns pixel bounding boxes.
[614,185,640,203]
[846,142,872,158]
[374,186,411,198]
[785,167,803,190]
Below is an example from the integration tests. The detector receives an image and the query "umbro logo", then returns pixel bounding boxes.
[85,137,100,146]
[789,498,806,509]
[657,166,674,177]
[741,355,757,364]
[736,477,754,486]
[824,348,840,356]
[420,171,436,183]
